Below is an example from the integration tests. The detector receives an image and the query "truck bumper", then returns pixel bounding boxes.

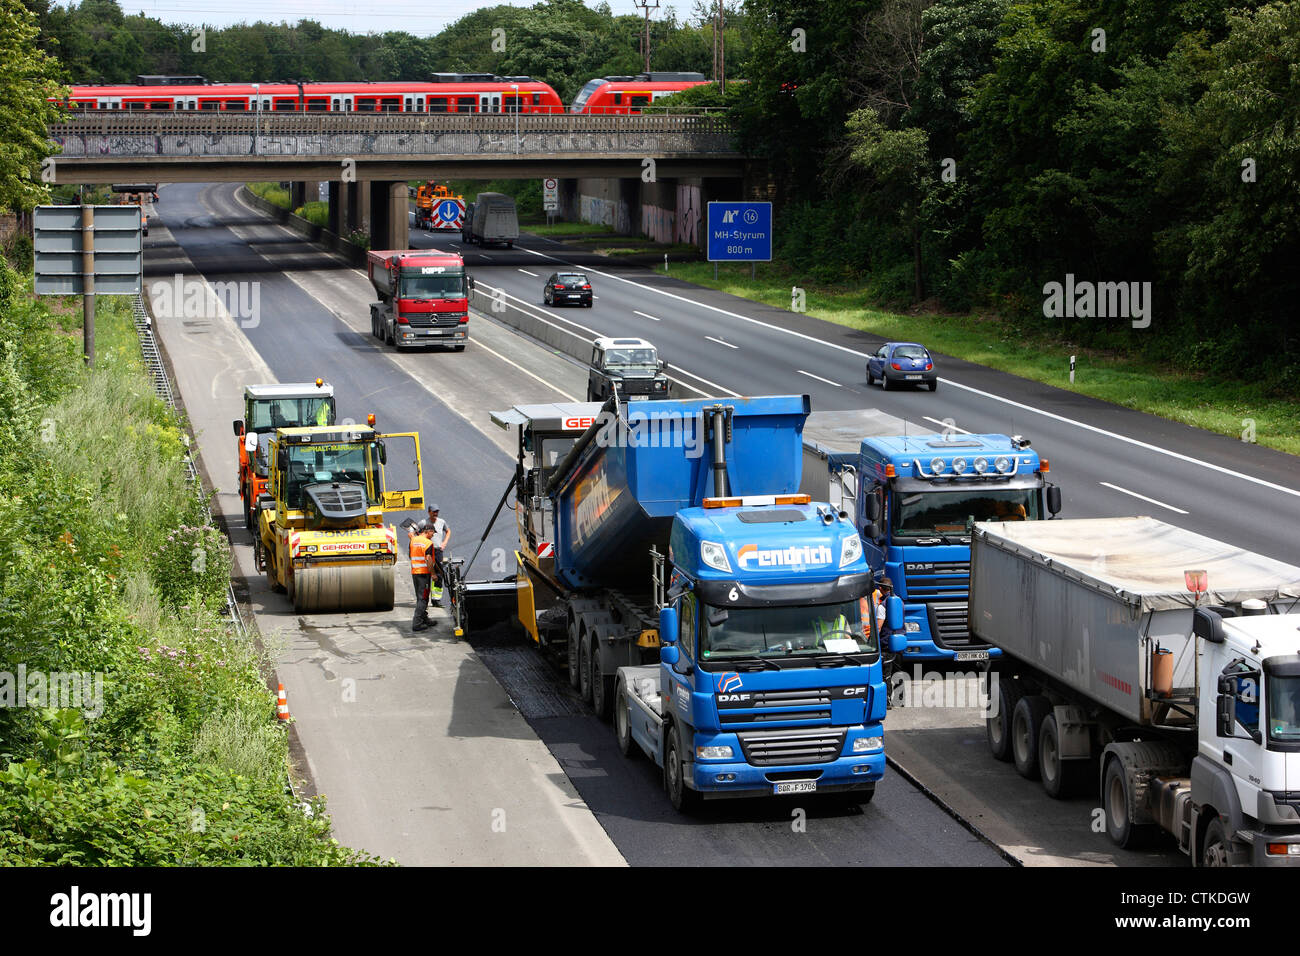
[395,328,467,348]
[1251,833,1300,866]
[690,748,885,799]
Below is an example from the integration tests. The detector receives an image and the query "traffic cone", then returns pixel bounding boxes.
[276,683,291,721]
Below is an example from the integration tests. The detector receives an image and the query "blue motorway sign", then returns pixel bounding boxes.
[706,202,772,262]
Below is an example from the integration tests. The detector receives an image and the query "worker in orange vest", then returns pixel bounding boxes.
[409,526,435,632]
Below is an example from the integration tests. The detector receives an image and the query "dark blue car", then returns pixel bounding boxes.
[866,341,937,391]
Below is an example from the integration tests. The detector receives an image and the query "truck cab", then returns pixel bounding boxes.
[1194,609,1300,865]
[803,411,1059,663]
[586,337,671,402]
[233,380,335,531]
[617,493,901,810]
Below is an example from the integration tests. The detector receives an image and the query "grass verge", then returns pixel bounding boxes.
[0,262,380,864]
[665,260,1300,456]
[248,181,290,209]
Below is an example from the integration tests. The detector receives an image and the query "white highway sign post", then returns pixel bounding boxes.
[543,177,559,221]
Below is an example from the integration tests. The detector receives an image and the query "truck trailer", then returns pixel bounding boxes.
[367,249,471,351]
[464,192,518,248]
[453,396,905,811]
[971,517,1300,866]
[799,409,1060,663]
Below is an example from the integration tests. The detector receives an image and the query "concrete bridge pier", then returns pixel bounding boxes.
[368,181,409,251]
[289,180,321,211]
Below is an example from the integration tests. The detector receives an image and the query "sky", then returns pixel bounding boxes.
[107,0,636,35]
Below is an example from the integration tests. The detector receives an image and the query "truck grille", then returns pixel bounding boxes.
[718,688,833,728]
[928,602,983,649]
[738,728,847,766]
[407,312,464,328]
[903,560,969,602]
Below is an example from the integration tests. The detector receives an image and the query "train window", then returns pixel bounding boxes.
[225,100,245,110]
[262,99,271,110]
[274,99,296,111]
[533,93,540,106]
[380,97,400,112]
[630,95,650,109]
[613,93,623,105]
[332,98,340,111]
[200,100,221,110]
[416,97,424,111]
[306,98,328,111]
[479,96,489,112]
[456,97,474,113]
[127,102,146,110]
[404,97,412,111]
[150,100,172,109]
[344,98,352,111]
[505,96,520,114]
[356,98,375,112]
[428,97,448,113]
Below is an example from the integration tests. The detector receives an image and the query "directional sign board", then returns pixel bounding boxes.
[707,201,772,262]
[543,177,559,213]
[435,198,465,227]
[34,205,142,295]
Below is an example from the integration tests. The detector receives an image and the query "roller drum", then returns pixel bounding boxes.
[291,562,395,612]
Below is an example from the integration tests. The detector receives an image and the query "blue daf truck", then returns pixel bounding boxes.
[454,395,904,811]
[800,409,1060,664]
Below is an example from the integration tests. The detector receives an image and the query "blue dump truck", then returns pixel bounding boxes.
[453,396,903,811]
[800,409,1060,665]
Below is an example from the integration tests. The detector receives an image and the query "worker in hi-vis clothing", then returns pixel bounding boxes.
[409,527,435,632]
[412,505,450,607]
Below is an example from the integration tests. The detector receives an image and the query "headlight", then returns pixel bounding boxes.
[904,621,920,633]
[952,457,967,475]
[973,456,989,474]
[853,736,884,753]
[700,540,732,573]
[929,457,945,474]
[839,533,863,567]
[697,745,733,759]
[994,456,1012,474]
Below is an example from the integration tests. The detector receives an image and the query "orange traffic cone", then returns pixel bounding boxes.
[276,683,291,721]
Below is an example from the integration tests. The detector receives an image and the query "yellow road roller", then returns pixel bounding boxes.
[254,421,424,613]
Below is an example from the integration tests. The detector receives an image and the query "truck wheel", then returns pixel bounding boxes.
[589,633,613,721]
[578,633,594,704]
[1103,756,1154,849]
[665,728,700,813]
[986,677,1023,762]
[615,680,637,758]
[566,619,581,689]
[1038,712,1083,799]
[1011,695,1051,780]
[1200,818,1244,867]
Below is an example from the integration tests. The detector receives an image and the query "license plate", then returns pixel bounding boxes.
[906,374,921,380]
[955,650,989,662]
[773,781,817,795]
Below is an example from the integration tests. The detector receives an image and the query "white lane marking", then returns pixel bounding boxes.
[478,283,600,336]
[515,244,1300,500]
[924,416,972,435]
[706,336,738,350]
[480,254,493,261]
[518,269,539,277]
[469,332,579,403]
[1099,482,1190,515]
[664,364,739,398]
[633,310,660,322]
[797,369,841,388]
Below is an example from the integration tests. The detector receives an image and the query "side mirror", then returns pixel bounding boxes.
[1046,485,1062,516]
[1216,691,1235,738]
[233,419,245,437]
[276,447,288,471]
[1194,608,1225,644]
[863,521,880,541]
[885,595,904,634]
[660,644,680,668]
[377,441,387,465]
[658,606,678,644]
[467,275,475,291]
[887,631,907,654]
[865,494,881,521]
[658,360,666,371]
[244,432,257,453]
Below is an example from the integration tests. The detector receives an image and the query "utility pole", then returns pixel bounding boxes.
[713,0,726,92]
[635,0,659,73]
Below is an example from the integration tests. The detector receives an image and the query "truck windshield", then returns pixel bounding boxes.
[283,442,380,509]
[1268,676,1300,743]
[700,601,874,658]
[248,397,334,430]
[893,488,1039,538]
[401,274,465,298]
[606,349,657,368]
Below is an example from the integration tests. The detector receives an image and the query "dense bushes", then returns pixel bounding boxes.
[0,259,374,865]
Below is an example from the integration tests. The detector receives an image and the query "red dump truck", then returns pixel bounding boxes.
[367,249,473,351]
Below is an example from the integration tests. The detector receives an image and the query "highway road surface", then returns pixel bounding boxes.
[145,181,1007,867]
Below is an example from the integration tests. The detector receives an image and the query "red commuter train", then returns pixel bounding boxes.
[58,71,713,115]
